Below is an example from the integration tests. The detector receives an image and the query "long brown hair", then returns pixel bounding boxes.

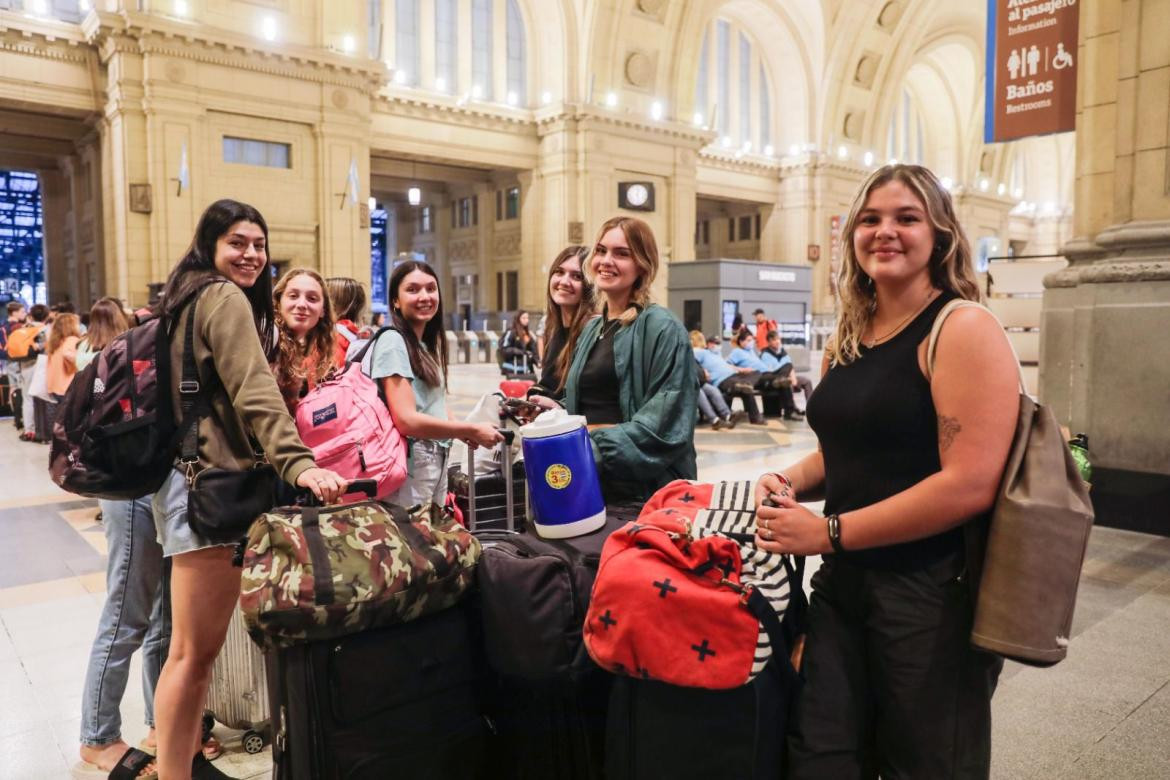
[389,260,448,388]
[83,298,130,352]
[272,268,336,407]
[585,216,658,326]
[48,313,81,354]
[325,277,367,323]
[830,164,981,365]
[160,199,276,359]
[541,245,594,393]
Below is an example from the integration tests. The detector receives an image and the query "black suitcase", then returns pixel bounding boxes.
[466,432,638,780]
[604,557,808,780]
[32,396,55,442]
[605,661,797,780]
[266,604,490,780]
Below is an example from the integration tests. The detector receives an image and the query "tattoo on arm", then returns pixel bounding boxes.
[938,415,961,452]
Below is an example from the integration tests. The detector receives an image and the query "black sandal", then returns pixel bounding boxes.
[191,753,237,779]
[106,747,156,780]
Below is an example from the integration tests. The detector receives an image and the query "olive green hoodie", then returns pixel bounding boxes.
[167,281,314,484]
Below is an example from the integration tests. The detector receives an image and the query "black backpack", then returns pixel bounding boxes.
[49,284,217,500]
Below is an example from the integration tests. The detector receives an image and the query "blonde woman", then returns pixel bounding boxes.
[754,165,1017,778]
[560,216,697,503]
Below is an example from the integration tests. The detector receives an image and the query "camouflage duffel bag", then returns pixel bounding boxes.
[239,499,481,649]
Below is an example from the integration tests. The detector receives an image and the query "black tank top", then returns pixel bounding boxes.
[806,292,962,570]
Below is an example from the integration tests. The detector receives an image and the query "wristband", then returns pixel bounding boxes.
[826,513,845,554]
[769,472,793,490]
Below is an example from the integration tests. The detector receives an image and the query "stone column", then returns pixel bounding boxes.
[1040,0,1170,533]
[99,39,154,305]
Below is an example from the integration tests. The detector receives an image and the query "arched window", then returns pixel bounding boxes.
[505,0,526,105]
[383,0,528,107]
[694,18,774,153]
[885,88,925,164]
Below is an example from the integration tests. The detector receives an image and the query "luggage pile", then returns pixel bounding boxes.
[228,445,807,779]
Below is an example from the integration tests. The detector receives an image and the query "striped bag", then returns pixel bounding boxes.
[583,480,805,689]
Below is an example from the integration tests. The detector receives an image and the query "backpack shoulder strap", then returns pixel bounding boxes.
[175,280,228,471]
[925,299,1026,393]
[352,325,399,365]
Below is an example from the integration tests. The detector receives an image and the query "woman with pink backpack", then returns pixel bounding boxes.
[272,269,408,501]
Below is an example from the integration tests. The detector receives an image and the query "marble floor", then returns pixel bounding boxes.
[0,362,1167,779]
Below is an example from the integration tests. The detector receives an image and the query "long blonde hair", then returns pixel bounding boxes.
[272,268,336,407]
[585,216,658,326]
[830,164,981,365]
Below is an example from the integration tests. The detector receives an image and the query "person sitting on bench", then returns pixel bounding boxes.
[761,329,815,403]
[727,330,804,419]
[694,334,766,425]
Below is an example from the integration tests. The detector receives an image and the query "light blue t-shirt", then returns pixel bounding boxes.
[759,349,792,372]
[368,329,450,447]
[728,346,769,373]
[694,347,735,388]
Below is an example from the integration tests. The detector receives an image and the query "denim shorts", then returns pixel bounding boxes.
[389,439,450,508]
[151,467,237,557]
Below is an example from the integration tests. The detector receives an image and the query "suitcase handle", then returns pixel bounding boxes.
[299,478,378,507]
[466,428,517,532]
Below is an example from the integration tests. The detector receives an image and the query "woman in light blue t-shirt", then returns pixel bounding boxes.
[370,260,502,506]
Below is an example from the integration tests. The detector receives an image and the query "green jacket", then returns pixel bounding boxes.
[564,304,697,502]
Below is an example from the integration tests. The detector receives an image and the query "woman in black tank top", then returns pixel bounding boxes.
[754,165,1019,778]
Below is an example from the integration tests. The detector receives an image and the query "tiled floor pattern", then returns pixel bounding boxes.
[1,363,1167,778]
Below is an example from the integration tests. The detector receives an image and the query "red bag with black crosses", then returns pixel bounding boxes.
[583,480,803,690]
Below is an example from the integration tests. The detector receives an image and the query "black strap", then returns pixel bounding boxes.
[745,586,788,661]
[301,506,336,606]
[175,283,222,465]
[351,325,399,365]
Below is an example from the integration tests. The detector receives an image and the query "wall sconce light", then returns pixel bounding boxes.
[408,187,421,206]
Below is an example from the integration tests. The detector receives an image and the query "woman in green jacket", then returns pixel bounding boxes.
[560,216,697,503]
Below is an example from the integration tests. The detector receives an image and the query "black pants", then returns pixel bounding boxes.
[788,553,1003,780]
[718,375,761,421]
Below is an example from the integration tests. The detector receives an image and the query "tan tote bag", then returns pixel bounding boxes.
[926,299,1095,666]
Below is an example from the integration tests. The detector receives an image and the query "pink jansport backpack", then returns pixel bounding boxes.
[294,344,407,502]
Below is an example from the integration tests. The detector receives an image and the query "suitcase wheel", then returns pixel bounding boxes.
[242,729,266,755]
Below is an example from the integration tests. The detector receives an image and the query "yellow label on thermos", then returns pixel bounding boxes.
[545,464,572,489]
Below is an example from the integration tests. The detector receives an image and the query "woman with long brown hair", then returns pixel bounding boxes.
[754,165,1016,777]
[499,309,539,376]
[527,245,593,404]
[367,260,502,506]
[559,216,697,503]
[76,298,129,371]
[150,199,344,780]
[272,268,339,413]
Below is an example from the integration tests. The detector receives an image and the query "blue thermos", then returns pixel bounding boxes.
[518,409,607,539]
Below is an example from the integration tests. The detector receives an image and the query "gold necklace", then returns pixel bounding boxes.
[865,289,938,347]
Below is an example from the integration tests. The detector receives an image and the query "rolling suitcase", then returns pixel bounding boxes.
[205,607,270,754]
[261,482,488,779]
[449,429,527,532]
[602,553,807,780]
[267,603,489,780]
[467,431,639,780]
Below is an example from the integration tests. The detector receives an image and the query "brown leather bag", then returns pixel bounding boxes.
[927,300,1094,666]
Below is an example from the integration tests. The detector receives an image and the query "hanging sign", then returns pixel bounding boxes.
[984,0,1079,143]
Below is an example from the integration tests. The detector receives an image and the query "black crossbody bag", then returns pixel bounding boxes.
[175,300,277,543]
